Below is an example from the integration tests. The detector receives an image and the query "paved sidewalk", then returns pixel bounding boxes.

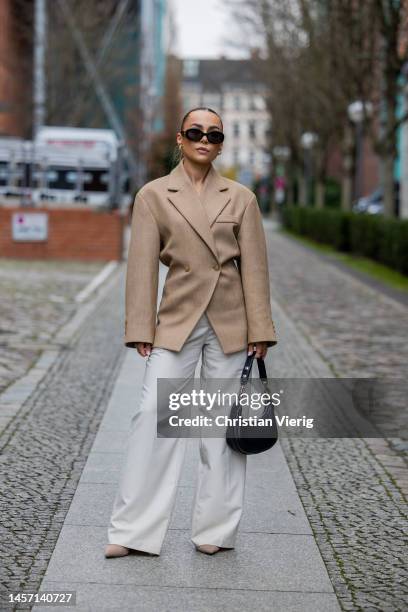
[3,219,406,611]
[35,263,341,612]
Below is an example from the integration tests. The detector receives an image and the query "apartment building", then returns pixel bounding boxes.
[181,57,271,183]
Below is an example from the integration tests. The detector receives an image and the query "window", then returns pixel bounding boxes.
[233,122,240,138]
[233,149,239,165]
[256,95,266,110]
[249,150,255,166]
[203,93,220,109]
[83,169,110,192]
[183,59,199,78]
[249,121,256,139]
[251,94,266,110]
[234,96,241,110]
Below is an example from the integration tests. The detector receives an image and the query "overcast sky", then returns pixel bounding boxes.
[172,0,248,59]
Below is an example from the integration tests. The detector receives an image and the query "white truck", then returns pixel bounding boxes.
[0,126,131,208]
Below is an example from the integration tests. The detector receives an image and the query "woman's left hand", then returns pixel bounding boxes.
[247,341,268,359]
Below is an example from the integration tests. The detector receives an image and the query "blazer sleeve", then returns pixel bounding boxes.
[237,194,278,348]
[124,191,160,348]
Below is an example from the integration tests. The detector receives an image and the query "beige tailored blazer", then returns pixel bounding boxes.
[124,159,278,355]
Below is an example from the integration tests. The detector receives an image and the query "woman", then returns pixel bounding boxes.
[105,107,278,558]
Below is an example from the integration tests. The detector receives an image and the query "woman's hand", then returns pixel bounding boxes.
[247,342,268,359]
[136,342,152,357]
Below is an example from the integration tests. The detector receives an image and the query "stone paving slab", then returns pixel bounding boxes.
[35,295,341,611]
[62,448,313,536]
[35,527,337,611]
[38,525,333,592]
[37,582,340,612]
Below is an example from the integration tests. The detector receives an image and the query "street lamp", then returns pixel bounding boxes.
[300,132,318,206]
[347,100,373,203]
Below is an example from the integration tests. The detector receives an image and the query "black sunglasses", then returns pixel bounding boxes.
[181,128,225,145]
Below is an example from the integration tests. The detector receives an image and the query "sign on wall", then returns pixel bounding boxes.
[12,213,49,242]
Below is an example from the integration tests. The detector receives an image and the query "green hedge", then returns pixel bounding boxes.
[281,206,408,275]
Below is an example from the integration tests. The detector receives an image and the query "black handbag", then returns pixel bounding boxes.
[226,351,278,454]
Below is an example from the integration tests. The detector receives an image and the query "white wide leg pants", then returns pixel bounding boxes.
[107,312,249,555]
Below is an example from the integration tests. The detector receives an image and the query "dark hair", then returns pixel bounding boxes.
[180,107,223,131]
[172,107,223,166]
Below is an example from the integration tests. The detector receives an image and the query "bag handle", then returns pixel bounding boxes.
[240,351,267,384]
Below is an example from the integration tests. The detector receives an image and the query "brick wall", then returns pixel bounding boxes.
[0,207,124,261]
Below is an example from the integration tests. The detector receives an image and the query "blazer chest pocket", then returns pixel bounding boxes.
[215,215,240,224]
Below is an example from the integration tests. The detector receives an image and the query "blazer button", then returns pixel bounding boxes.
[184,264,190,272]
[212,263,220,271]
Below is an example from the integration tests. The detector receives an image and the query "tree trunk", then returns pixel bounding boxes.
[316,180,325,208]
[377,6,399,217]
[341,123,354,211]
[314,148,326,208]
[382,86,398,217]
[298,164,307,206]
[286,159,296,206]
[383,154,395,216]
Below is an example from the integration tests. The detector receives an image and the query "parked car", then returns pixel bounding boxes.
[352,183,399,215]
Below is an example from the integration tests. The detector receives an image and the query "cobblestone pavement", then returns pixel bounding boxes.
[268,229,408,382]
[1,224,407,611]
[266,225,408,611]
[0,259,104,394]
[0,268,126,609]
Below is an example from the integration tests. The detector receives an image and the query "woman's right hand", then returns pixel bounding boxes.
[136,342,152,357]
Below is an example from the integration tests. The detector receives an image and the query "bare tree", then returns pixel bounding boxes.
[371,0,408,215]
[146,54,183,179]
[225,0,407,215]
[45,1,141,157]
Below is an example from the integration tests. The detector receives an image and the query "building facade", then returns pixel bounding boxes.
[138,0,170,185]
[181,58,271,185]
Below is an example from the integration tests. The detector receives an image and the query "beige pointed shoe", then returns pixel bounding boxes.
[104,544,130,558]
[195,544,221,555]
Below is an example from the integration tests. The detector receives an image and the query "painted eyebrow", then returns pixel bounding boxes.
[189,123,222,130]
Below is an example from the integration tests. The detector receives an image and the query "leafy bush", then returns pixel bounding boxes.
[324,177,342,209]
[281,206,408,275]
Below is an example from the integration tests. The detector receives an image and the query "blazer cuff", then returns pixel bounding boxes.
[247,322,278,347]
[248,338,278,348]
[124,326,155,347]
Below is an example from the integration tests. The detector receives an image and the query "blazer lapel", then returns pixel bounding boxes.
[198,163,232,227]
[166,161,231,261]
